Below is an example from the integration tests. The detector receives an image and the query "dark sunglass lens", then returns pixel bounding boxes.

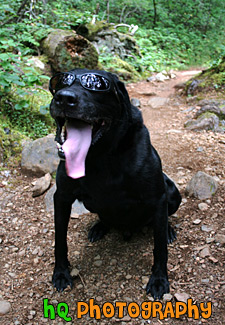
[81,74,109,90]
[50,75,60,90]
[61,74,74,86]
[50,74,74,92]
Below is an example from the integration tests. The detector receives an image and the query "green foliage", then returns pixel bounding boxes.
[0,0,224,152]
[1,88,54,139]
[75,0,225,66]
[0,126,26,164]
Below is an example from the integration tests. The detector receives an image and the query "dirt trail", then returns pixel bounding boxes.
[0,71,225,324]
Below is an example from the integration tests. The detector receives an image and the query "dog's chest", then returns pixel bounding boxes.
[78,162,142,209]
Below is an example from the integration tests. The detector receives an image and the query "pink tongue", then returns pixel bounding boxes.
[62,120,92,179]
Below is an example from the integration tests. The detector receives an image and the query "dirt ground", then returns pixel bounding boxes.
[0,70,225,324]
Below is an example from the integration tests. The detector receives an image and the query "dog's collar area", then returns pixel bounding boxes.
[49,73,110,95]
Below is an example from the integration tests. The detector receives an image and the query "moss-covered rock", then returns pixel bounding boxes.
[184,112,220,131]
[76,22,141,60]
[75,21,111,41]
[185,56,225,94]
[184,100,225,132]
[41,29,99,72]
[0,87,54,139]
[107,57,141,81]
[0,127,26,164]
[93,29,140,60]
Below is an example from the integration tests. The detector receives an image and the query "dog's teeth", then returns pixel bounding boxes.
[56,143,62,149]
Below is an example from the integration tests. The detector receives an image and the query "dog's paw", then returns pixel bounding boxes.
[167,224,176,244]
[52,267,73,292]
[146,274,169,300]
[88,221,108,242]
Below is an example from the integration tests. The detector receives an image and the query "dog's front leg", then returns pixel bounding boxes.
[52,190,73,291]
[146,194,169,299]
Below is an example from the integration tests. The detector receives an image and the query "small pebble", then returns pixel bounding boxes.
[201,225,214,232]
[8,272,16,278]
[174,292,190,303]
[71,268,79,277]
[141,276,149,285]
[215,234,225,245]
[206,237,214,244]
[198,203,209,211]
[94,260,102,267]
[199,247,210,258]
[96,296,102,302]
[0,300,11,315]
[32,248,39,255]
[163,293,173,301]
[193,219,201,225]
[30,310,36,316]
[110,259,117,266]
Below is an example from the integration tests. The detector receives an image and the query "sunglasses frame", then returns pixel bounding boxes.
[49,72,111,95]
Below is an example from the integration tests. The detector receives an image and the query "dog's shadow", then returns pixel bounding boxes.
[67,213,155,294]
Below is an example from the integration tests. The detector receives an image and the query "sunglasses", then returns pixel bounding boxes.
[49,72,110,95]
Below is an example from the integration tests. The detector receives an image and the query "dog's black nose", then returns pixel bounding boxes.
[54,89,78,107]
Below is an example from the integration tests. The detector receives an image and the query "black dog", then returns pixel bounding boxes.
[49,68,181,299]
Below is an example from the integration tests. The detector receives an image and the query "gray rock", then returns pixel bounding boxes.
[184,113,220,131]
[187,79,202,96]
[193,218,201,225]
[93,260,102,267]
[70,268,79,277]
[198,202,209,211]
[186,171,218,199]
[44,184,56,213]
[141,276,149,285]
[0,300,11,315]
[72,200,89,216]
[92,29,140,60]
[198,99,225,107]
[45,183,89,215]
[146,76,156,82]
[215,234,225,245]
[131,98,141,107]
[199,247,210,258]
[195,104,225,119]
[174,292,190,303]
[201,225,214,232]
[154,71,170,81]
[184,99,225,132]
[163,293,173,301]
[28,57,45,70]
[32,173,52,197]
[21,134,59,175]
[148,97,169,109]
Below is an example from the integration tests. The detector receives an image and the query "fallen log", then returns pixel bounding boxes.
[41,29,98,72]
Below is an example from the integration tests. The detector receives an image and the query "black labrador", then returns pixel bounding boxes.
[49,68,181,299]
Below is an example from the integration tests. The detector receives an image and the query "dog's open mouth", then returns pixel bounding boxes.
[55,117,107,179]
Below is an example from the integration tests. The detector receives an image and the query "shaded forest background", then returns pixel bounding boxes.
[0,0,225,161]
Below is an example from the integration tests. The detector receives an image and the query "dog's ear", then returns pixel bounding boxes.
[110,73,131,108]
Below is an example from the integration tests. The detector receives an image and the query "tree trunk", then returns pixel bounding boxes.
[153,0,157,27]
[106,0,110,23]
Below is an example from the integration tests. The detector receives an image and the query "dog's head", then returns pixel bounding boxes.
[49,68,131,178]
